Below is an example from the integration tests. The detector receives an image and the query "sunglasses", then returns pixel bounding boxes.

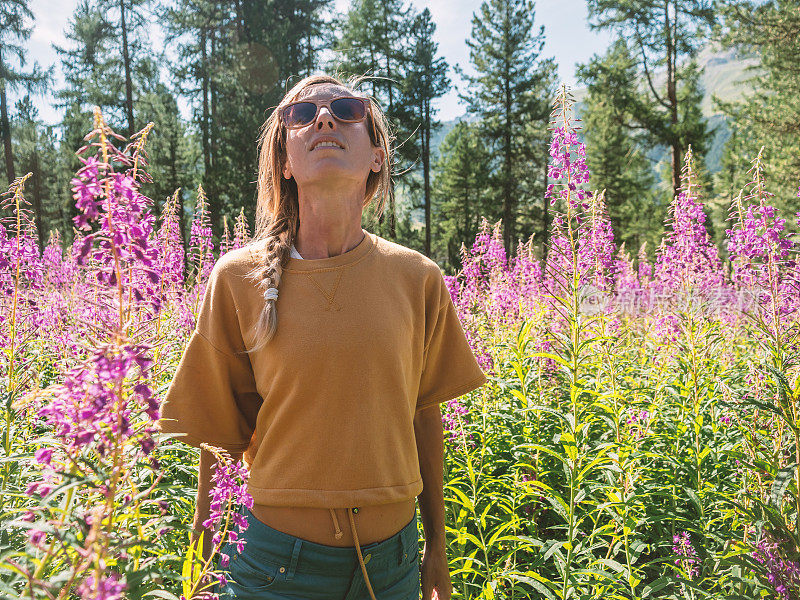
[280,96,378,142]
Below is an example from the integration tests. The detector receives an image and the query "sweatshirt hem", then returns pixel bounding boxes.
[416,372,488,412]
[155,427,251,453]
[247,479,424,508]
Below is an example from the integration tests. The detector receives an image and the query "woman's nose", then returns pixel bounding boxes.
[316,106,336,129]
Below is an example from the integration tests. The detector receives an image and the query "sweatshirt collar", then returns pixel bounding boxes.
[283,229,376,272]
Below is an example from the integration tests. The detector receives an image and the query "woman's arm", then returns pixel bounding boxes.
[414,403,453,600]
[193,446,244,565]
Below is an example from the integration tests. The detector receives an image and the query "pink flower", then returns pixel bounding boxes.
[202,457,253,553]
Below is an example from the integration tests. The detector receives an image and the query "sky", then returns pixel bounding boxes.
[16,0,613,126]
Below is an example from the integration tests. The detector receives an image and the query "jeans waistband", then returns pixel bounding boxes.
[234,504,419,576]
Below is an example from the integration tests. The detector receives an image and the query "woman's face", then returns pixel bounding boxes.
[281,84,384,190]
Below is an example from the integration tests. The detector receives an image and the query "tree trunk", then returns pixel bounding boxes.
[31,133,45,252]
[423,99,431,256]
[209,28,219,237]
[503,82,513,257]
[666,0,680,197]
[0,46,16,184]
[502,1,513,256]
[120,0,136,138]
[541,157,549,268]
[201,29,210,184]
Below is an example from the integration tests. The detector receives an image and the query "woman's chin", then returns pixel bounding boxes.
[296,164,366,185]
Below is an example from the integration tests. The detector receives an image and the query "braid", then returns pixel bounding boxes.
[245,219,294,353]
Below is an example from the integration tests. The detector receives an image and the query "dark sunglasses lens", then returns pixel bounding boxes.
[283,102,317,127]
[331,98,366,121]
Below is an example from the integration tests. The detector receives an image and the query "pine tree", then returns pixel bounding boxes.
[333,0,417,239]
[53,0,174,245]
[114,0,151,138]
[431,120,494,270]
[11,96,61,250]
[163,0,332,238]
[162,0,229,231]
[576,38,661,253]
[402,7,449,257]
[457,0,557,256]
[135,80,197,247]
[714,0,800,222]
[0,0,51,184]
[586,0,715,199]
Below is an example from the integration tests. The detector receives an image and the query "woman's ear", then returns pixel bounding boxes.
[282,159,292,180]
[371,146,385,173]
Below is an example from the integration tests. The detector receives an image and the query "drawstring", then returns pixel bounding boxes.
[329,507,378,600]
[329,508,344,539]
[348,507,378,600]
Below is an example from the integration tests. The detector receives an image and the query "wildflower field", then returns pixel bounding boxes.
[1,87,800,600]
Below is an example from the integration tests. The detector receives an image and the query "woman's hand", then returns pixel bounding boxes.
[420,544,452,600]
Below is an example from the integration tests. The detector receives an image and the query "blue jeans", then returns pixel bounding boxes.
[215,504,421,600]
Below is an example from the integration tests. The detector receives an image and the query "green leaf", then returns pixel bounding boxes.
[449,486,475,513]
[143,592,182,600]
[770,464,795,507]
[642,576,673,598]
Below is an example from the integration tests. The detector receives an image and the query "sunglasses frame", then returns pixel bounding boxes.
[280,95,379,145]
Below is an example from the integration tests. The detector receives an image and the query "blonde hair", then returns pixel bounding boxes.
[244,73,393,353]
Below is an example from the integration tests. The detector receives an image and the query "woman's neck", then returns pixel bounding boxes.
[294,183,366,260]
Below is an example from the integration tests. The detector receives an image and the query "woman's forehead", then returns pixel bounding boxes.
[296,83,354,101]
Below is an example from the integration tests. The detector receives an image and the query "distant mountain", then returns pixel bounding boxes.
[570,44,761,118]
[431,44,761,175]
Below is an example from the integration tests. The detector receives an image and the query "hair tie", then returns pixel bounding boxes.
[263,287,279,302]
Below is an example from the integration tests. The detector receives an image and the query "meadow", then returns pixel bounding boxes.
[1,86,799,600]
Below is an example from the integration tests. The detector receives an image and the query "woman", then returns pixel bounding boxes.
[158,73,487,600]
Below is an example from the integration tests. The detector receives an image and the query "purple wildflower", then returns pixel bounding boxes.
[578,190,617,292]
[37,343,159,457]
[673,531,700,579]
[725,148,797,325]
[653,147,724,297]
[71,157,103,231]
[442,398,476,448]
[201,455,253,553]
[156,191,186,290]
[545,94,591,212]
[220,216,232,256]
[752,531,800,600]
[77,571,126,600]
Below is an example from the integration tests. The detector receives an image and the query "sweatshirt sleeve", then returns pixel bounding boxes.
[157,260,263,452]
[415,270,487,413]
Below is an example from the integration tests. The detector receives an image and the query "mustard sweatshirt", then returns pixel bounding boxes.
[157,228,488,509]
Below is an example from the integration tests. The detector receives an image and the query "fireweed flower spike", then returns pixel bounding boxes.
[725,147,797,324]
[672,531,700,579]
[653,146,724,300]
[233,207,251,250]
[0,173,44,402]
[542,85,616,300]
[189,184,215,287]
[186,185,215,330]
[220,215,232,256]
[15,109,169,600]
[190,443,253,593]
[752,532,800,600]
[545,87,591,212]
